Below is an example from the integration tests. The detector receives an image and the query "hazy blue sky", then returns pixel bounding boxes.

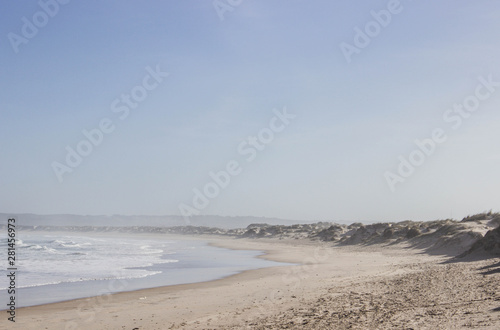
[1,0,499,222]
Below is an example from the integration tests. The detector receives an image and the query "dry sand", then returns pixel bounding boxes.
[2,236,500,329]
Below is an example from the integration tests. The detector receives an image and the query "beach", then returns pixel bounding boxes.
[3,235,499,329]
[3,233,286,308]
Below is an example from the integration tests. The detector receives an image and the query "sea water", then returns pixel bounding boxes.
[0,232,288,307]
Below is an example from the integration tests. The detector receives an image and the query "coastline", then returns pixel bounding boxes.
[4,232,292,310]
[8,233,286,308]
[2,236,498,329]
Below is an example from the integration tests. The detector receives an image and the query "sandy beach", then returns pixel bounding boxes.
[2,235,499,330]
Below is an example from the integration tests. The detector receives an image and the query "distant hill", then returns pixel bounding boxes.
[0,213,313,229]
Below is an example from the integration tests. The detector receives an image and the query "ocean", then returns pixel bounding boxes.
[1,232,288,307]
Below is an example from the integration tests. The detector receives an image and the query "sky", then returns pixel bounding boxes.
[1,0,500,223]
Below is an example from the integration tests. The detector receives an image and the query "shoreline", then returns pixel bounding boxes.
[4,233,290,309]
[7,236,303,307]
[5,236,315,330]
[3,236,498,329]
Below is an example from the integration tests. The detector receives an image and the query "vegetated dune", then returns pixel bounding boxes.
[459,221,500,258]
[238,212,500,258]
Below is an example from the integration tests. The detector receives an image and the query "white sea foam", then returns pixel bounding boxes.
[0,234,180,289]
